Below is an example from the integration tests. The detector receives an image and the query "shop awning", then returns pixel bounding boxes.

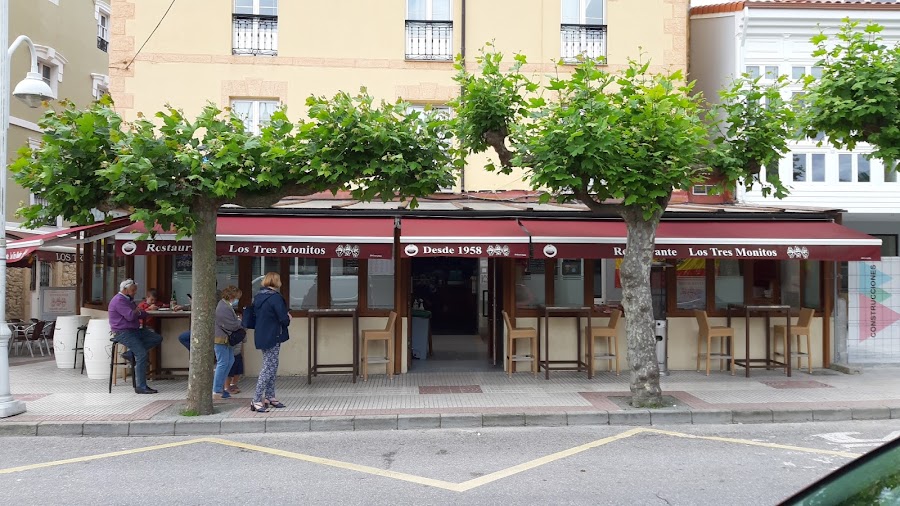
[115,216,396,259]
[522,219,882,261]
[399,218,530,258]
[6,218,130,265]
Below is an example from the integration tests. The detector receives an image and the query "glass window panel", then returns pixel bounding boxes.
[250,257,282,295]
[258,100,278,129]
[803,261,821,310]
[330,259,359,308]
[407,0,426,19]
[764,66,779,79]
[561,0,580,24]
[367,259,395,310]
[230,100,252,130]
[886,162,898,183]
[585,0,604,25]
[289,258,317,310]
[432,0,452,20]
[554,259,584,307]
[781,261,801,308]
[791,66,805,80]
[215,256,239,296]
[676,259,706,310]
[516,260,546,309]
[811,153,826,182]
[745,66,760,79]
[873,235,898,257]
[233,0,254,14]
[839,154,853,182]
[714,260,744,309]
[857,155,871,182]
[792,153,807,182]
[170,254,193,306]
[811,66,823,78]
[752,260,778,303]
[592,260,604,300]
[258,0,277,16]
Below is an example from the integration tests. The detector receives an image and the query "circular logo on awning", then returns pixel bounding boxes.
[121,241,137,256]
[543,244,558,258]
[405,244,419,257]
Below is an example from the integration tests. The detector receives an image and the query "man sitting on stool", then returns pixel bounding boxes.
[109,279,163,394]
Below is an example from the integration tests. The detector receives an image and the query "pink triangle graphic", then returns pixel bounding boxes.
[858,294,900,341]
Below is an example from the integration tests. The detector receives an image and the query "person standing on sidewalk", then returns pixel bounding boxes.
[109,279,163,394]
[214,286,243,399]
[250,272,291,413]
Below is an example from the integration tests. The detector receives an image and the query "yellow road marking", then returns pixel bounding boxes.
[642,428,863,459]
[0,438,206,475]
[0,427,862,491]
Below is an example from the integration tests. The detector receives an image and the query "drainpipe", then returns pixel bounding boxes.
[459,0,466,193]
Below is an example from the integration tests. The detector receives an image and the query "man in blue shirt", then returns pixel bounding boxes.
[108,279,163,394]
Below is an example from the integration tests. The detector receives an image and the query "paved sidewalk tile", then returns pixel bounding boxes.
[354,415,398,431]
[0,422,37,436]
[650,411,692,425]
[566,411,609,426]
[525,413,567,427]
[813,408,852,422]
[440,413,482,429]
[772,409,813,423]
[733,409,774,424]
[129,420,175,436]
[221,418,266,434]
[37,421,84,436]
[609,410,651,426]
[851,407,891,420]
[691,410,732,425]
[310,416,354,432]
[483,413,525,427]
[83,421,129,437]
[266,417,311,433]
[398,414,440,430]
[175,419,222,436]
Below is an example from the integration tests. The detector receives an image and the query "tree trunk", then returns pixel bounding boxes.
[185,200,218,415]
[620,207,663,407]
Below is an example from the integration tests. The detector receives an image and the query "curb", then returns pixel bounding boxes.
[2,407,897,437]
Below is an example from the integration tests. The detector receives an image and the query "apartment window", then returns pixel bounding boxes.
[406,0,453,61]
[231,99,278,135]
[233,0,278,56]
[791,65,823,80]
[745,66,760,79]
[28,193,62,227]
[38,63,52,86]
[691,185,715,196]
[839,154,872,183]
[792,153,825,182]
[561,0,606,63]
[33,45,66,98]
[91,73,109,101]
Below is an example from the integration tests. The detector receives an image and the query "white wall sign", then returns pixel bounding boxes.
[40,287,77,320]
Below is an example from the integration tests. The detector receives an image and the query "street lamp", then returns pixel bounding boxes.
[0,0,56,418]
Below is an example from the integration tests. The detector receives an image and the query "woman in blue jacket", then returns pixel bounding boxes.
[250,272,291,413]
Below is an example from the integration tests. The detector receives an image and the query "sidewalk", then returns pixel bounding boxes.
[2,357,899,436]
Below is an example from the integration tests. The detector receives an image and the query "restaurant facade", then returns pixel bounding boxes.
[12,193,880,379]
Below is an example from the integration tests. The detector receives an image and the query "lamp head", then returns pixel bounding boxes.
[12,72,55,108]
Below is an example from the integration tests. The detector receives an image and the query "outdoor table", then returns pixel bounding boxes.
[146,310,191,379]
[536,305,592,380]
[307,308,359,384]
[726,304,792,378]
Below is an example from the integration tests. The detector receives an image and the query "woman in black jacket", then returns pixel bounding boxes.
[250,272,291,413]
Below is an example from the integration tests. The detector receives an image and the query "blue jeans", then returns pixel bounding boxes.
[178,331,191,350]
[213,344,235,394]
[113,328,163,389]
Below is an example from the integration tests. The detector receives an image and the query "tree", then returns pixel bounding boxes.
[452,50,795,406]
[12,93,457,415]
[803,19,900,167]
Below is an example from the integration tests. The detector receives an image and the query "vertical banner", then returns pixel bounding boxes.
[847,258,900,363]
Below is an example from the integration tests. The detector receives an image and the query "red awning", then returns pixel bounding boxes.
[400,218,530,258]
[115,216,396,259]
[6,218,129,265]
[523,219,882,261]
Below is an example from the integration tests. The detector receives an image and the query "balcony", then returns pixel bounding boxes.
[560,24,607,63]
[232,14,278,56]
[97,36,108,52]
[405,20,453,61]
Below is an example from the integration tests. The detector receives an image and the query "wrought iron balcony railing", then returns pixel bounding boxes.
[405,20,453,61]
[560,24,607,63]
[97,36,109,52]
[233,14,278,56]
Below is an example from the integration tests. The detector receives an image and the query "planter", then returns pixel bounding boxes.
[53,315,91,369]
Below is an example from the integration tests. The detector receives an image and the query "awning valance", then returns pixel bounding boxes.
[522,220,882,261]
[115,216,396,259]
[399,218,530,258]
[6,218,129,265]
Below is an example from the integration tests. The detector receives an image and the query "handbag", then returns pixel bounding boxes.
[227,327,246,347]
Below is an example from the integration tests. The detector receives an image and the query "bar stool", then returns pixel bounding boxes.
[694,310,734,376]
[361,311,397,381]
[773,307,815,374]
[501,310,537,377]
[74,324,87,373]
[585,309,621,376]
[108,340,136,393]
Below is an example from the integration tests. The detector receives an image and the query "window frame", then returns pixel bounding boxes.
[406,0,452,21]
[230,98,279,135]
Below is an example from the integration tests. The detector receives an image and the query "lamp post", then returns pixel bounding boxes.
[0,0,56,418]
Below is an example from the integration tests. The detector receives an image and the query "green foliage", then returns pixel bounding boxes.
[11,90,458,232]
[804,19,900,164]
[710,74,797,198]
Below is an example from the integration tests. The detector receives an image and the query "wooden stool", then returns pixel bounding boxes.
[694,310,734,376]
[774,307,815,374]
[501,310,537,377]
[361,311,397,381]
[109,340,136,393]
[586,309,621,376]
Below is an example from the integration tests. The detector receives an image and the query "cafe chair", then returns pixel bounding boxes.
[694,310,735,376]
[501,310,537,377]
[361,311,397,381]
[7,322,35,357]
[24,321,48,357]
[109,340,136,393]
[773,307,815,374]
[585,309,621,376]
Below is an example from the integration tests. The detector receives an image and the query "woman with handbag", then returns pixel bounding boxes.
[214,286,244,400]
[250,272,291,413]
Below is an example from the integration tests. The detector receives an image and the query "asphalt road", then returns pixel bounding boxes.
[1,420,899,506]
